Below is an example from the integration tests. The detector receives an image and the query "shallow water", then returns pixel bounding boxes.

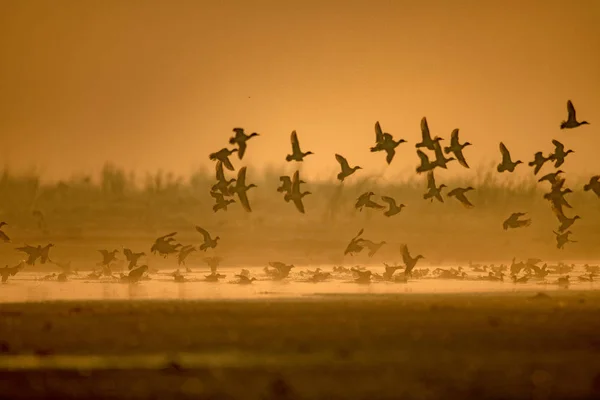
[0,264,597,303]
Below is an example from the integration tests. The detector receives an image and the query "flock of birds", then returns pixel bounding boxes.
[208,100,595,250]
[0,100,597,288]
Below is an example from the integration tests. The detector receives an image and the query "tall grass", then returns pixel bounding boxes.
[0,163,598,265]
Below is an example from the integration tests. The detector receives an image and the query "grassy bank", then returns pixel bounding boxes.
[0,164,599,267]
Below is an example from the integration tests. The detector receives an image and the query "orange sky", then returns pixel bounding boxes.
[0,0,598,182]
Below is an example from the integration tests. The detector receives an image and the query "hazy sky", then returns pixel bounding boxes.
[0,0,598,182]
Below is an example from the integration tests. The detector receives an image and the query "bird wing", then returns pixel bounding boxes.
[158,232,177,241]
[455,150,469,168]
[335,154,350,170]
[353,228,364,240]
[380,196,396,208]
[516,218,532,228]
[222,155,235,171]
[457,193,474,208]
[291,130,301,154]
[16,245,36,255]
[426,171,436,190]
[238,141,247,159]
[499,142,511,163]
[215,161,226,181]
[552,139,564,153]
[195,226,211,242]
[292,196,306,213]
[291,170,301,193]
[237,187,252,212]
[420,117,431,142]
[374,121,383,143]
[400,244,411,267]
[123,248,133,260]
[210,191,225,201]
[98,249,109,258]
[237,167,247,187]
[385,148,395,164]
[450,128,459,144]
[416,150,431,167]
[0,231,10,242]
[567,100,576,121]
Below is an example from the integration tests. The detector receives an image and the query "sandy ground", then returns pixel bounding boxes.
[1,292,600,400]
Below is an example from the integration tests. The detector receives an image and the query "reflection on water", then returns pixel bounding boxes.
[0,265,597,303]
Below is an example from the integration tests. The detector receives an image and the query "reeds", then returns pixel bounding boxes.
[0,163,598,263]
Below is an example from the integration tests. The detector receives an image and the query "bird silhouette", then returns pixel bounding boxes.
[416,150,437,174]
[432,140,455,169]
[1,262,24,283]
[556,212,580,232]
[344,229,365,256]
[528,152,552,175]
[286,130,313,162]
[549,140,574,168]
[423,171,446,203]
[560,100,590,129]
[209,148,238,171]
[538,170,565,185]
[211,161,236,196]
[497,142,522,173]
[553,230,576,249]
[370,121,406,164]
[229,128,259,159]
[0,222,9,243]
[355,239,386,257]
[122,248,145,270]
[151,232,180,258]
[283,170,311,213]
[584,175,600,198]
[447,187,475,208]
[416,117,443,150]
[355,192,384,211]
[210,191,236,212]
[16,244,54,266]
[177,245,196,266]
[502,213,532,230]
[230,166,257,212]
[444,129,471,168]
[195,226,219,251]
[380,196,405,217]
[335,154,362,182]
[400,244,424,277]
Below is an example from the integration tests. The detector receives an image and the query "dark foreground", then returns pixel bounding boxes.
[1,292,600,400]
